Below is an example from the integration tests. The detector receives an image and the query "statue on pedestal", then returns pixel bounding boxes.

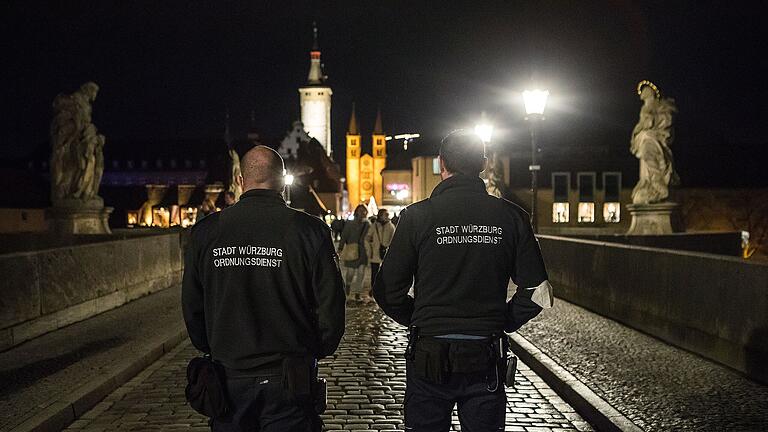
[630,80,679,204]
[50,82,106,204]
[228,148,242,201]
[626,80,682,235]
[48,82,112,234]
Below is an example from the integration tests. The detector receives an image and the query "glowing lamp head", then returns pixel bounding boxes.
[474,123,494,144]
[284,174,295,186]
[523,89,550,116]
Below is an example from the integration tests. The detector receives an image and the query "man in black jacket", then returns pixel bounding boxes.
[182,145,345,431]
[373,130,553,431]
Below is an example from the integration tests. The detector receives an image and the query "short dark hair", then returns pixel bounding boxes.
[439,130,485,176]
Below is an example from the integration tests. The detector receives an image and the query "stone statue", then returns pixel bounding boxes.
[484,153,505,198]
[228,148,242,201]
[50,82,106,203]
[630,80,679,204]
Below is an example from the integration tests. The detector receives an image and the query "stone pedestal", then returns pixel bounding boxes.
[626,202,681,235]
[48,198,113,235]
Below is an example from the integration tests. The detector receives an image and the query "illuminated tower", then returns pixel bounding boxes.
[371,109,386,207]
[299,23,333,156]
[346,105,361,208]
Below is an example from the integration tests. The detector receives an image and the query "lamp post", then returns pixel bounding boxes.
[475,116,500,197]
[522,89,549,233]
[284,173,294,206]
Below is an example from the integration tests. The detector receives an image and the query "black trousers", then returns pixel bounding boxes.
[211,371,320,432]
[405,364,506,432]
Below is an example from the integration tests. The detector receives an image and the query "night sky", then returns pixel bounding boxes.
[2,1,766,186]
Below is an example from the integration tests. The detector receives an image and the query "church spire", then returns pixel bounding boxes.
[373,107,383,134]
[307,22,324,85]
[347,103,359,135]
[312,21,319,51]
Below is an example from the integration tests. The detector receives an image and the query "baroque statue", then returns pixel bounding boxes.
[50,82,105,204]
[228,148,242,201]
[630,80,679,204]
[484,153,505,198]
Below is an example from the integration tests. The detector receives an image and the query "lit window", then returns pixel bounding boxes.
[152,207,171,228]
[552,173,570,224]
[603,202,621,223]
[432,158,440,175]
[577,173,595,223]
[578,202,595,223]
[126,211,139,227]
[552,203,569,223]
[602,172,621,223]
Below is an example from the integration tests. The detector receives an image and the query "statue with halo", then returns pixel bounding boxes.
[626,80,682,234]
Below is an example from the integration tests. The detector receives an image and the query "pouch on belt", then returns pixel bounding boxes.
[412,338,450,384]
[448,339,493,374]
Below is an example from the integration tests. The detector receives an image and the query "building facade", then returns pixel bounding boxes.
[345,107,387,209]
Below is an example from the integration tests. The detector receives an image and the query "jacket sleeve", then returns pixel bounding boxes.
[181,232,210,353]
[312,230,346,358]
[373,209,417,326]
[506,216,553,332]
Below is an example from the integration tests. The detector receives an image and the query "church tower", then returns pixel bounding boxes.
[346,105,361,209]
[371,109,386,207]
[299,23,333,156]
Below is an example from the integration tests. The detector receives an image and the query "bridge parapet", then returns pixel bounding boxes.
[537,235,768,384]
[0,230,187,351]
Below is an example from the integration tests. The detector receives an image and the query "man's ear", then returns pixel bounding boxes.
[236,175,244,188]
[439,156,447,174]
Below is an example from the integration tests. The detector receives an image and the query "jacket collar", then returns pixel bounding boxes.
[238,188,286,206]
[430,174,487,198]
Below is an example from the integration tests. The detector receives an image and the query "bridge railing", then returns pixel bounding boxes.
[0,230,187,351]
[537,234,768,384]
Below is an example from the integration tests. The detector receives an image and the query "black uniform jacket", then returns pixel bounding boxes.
[373,174,551,336]
[182,189,346,370]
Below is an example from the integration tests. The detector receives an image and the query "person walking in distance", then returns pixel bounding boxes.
[339,204,370,302]
[373,130,554,431]
[182,145,346,431]
[366,208,395,299]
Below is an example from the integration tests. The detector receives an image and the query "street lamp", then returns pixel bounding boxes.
[474,121,494,145]
[475,115,502,197]
[284,173,294,206]
[522,89,550,233]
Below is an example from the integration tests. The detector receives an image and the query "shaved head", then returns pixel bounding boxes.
[240,145,285,191]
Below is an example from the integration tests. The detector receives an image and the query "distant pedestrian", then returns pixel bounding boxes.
[366,209,395,297]
[339,205,370,301]
[330,216,345,242]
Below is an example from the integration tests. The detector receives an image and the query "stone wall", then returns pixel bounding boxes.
[538,235,768,384]
[0,231,186,351]
[562,231,744,257]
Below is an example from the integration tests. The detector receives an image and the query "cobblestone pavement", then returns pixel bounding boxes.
[519,299,768,432]
[65,303,592,431]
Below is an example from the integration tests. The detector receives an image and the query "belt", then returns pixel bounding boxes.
[223,359,283,378]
